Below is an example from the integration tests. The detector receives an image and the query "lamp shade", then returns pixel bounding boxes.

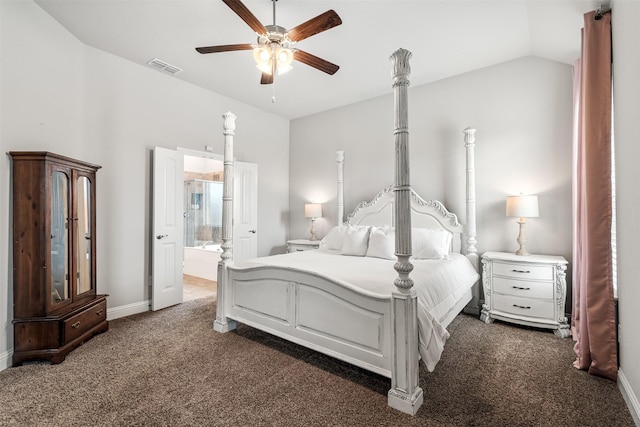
[506,195,539,218]
[304,203,322,219]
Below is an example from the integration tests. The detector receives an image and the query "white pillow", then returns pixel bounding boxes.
[412,228,452,259]
[366,226,396,260]
[340,225,370,256]
[320,226,345,250]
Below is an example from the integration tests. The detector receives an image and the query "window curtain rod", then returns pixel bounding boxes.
[595,4,611,20]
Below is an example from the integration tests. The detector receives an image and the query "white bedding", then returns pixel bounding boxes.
[234,249,479,371]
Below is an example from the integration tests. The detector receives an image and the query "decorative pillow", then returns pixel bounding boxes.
[340,225,370,256]
[366,226,396,260]
[320,226,345,250]
[412,228,452,259]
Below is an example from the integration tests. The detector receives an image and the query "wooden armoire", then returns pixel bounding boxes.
[10,152,108,366]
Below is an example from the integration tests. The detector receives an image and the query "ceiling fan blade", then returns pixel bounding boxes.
[195,44,254,54]
[260,72,274,85]
[287,10,342,42]
[294,50,339,75]
[222,0,267,35]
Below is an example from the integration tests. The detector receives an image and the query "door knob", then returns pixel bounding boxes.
[249,230,257,234]
[156,234,168,239]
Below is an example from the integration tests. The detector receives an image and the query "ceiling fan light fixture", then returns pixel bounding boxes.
[276,62,293,75]
[253,44,293,76]
[253,46,271,64]
[255,62,273,74]
[275,47,293,75]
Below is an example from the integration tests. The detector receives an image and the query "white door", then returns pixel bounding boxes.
[152,147,184,311]
[233,161,258,262]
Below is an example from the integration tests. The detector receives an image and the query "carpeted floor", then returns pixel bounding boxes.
[0,297,634,426]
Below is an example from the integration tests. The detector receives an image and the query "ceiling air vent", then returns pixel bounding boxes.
[147,58,183,75]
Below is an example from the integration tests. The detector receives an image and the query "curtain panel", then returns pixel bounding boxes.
[571,10,617,381]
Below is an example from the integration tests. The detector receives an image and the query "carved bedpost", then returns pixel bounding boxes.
[336,150,344,225]
[387,48,423,416]
[463,128,481,316]
[214,111,237,333]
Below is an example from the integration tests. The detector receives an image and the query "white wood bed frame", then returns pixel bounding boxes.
[214,49,479,415]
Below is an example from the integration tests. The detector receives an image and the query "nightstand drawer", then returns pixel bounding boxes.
[493,294,554,319]
[493,277,553,299]
[287,239,320,253]
[492,262,553,281]
[289,245,313,252]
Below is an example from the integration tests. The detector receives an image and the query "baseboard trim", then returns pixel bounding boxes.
[0,349,12,372]
[107,300,150,321]
[0,301,150,374]
[618,368,640,426]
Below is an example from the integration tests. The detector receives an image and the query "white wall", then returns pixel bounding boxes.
[612,1,640,423]
[2,4,637,421]
[0,0,86,370]
[290,56,574,265]
[82,47,290,308]
[0,1,290,368]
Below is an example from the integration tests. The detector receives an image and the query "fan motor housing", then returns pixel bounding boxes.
[259,25,287,44]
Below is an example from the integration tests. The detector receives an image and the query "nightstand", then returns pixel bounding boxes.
[287,239,320,253]
[481,251,569,337]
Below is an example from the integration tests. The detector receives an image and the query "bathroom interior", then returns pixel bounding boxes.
[183,155,224,301]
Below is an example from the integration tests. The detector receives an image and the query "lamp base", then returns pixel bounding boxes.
[514,219,530,256]
[309,218,317,241]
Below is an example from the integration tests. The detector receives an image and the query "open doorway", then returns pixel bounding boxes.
[152,146,257,310]
[182,154,223,301]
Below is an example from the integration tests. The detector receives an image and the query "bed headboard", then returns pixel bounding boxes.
[335,127,477,260]
[345,186,464,253]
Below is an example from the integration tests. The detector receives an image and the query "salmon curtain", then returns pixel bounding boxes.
[571,10,617,381]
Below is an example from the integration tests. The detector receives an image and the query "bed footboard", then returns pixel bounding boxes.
[223,264,393,377]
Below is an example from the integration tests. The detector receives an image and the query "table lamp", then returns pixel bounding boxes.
[506,195,539,256]
[304,203,322,241]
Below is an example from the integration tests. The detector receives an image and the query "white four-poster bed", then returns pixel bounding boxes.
[214,49,480,415]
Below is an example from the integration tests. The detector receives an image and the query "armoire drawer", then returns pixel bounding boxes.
[63,300,107,344]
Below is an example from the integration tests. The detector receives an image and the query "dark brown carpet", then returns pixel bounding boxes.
[0,297,634,426]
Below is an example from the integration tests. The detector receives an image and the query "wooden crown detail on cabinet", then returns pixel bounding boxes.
[10,152,108,366]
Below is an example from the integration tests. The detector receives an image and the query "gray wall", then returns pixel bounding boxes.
[290,56,574,264]
[613,0,640,422]
[0,1,290,367]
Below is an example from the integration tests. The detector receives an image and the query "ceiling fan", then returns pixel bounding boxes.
[196,0,342,85]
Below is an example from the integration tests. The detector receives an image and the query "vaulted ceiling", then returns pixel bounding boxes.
[35,0,599,119]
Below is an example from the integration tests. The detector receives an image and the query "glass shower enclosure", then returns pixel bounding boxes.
[183,180,223,248]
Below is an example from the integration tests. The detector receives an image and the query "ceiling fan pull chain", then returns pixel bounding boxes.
[271,59,277,103]
[272,80,277,104]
